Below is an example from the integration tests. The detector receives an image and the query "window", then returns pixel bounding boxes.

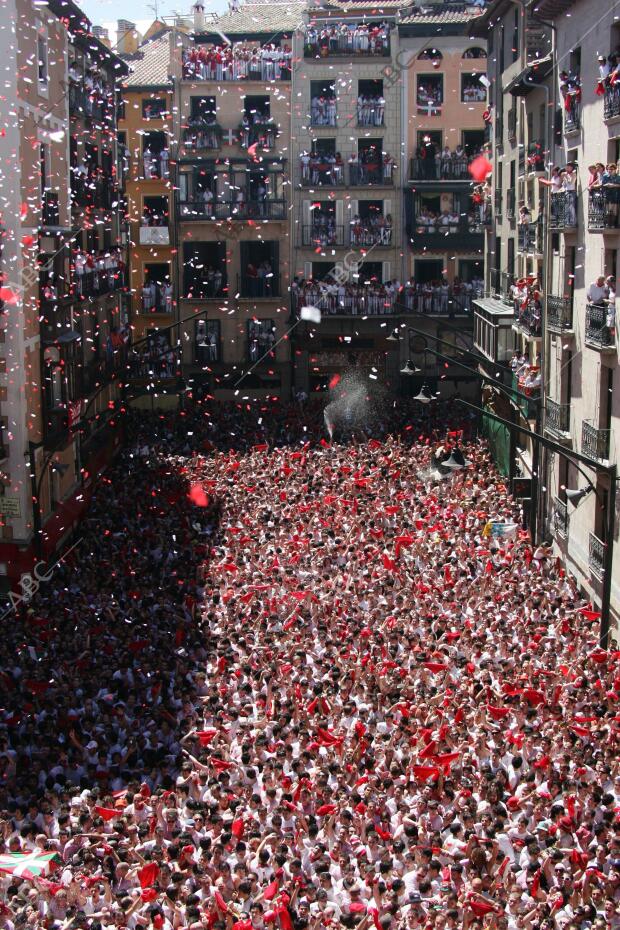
[141,131,169,179]
[190,95,216,120]
[38,32,48,88]
[461,73,487,102]
[183,242,227,298]
[196,319,221,364]
[239,241,279,297]
[247,320,276,363]
[142,98,168,119]
[512,8,519,63]
[141,263,172,313]
[357,79,384,126]
[310,81,336,126]
[418,48,442,63]
[417,74,443,113]
[463,47,487,59]
[142,195,169,226]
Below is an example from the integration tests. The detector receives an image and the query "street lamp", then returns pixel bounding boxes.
[413,384,434,403]
[400,360,420,375]
[566,486,593,506]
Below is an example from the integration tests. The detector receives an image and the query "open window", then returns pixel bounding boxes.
[462,47,487,59]
[247,319,276,362]
[183,242,227,299]
[356,261,384,285]
[310,80,337,126]
[141,131,169,179]
[354,139,384,184]
[462,129,485,156]
[417,75,443,113]
[357,79,384,126]
[142,262,172,313]
[142,98,168,119]
[462,73,487,103]
[191,95,216,120]
[243,94,270,123]
[413,259,444,282]
[239,241,279,297]
[141,195,169,226]
[196,319,221,364]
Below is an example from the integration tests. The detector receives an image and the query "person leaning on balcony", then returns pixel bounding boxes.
[517,201,531,225]
[602,163,620,222]
[587,275,608,307]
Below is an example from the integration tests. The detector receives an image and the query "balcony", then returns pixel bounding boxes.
[350,223,393,249]
[356,104,384,127]
[76,270,126,299]
[139,226,170,245]
[525,141,545,173]
[68,82,112,126]
[511,373,539,418]
[545,399,571,438]
[494,188,502,219]
[588,188,620,230]
[546,294,573,332]
[349,162,394,186]
[552,497,569,538]
[585,302,616,349]
[71,176,118,210]
[300,160,344,187]
[301,225,345,247]
[410,217,485,251]
[589,532,606,581]
[506,190,516,220]
[582,421,611,462]
[489,269,515,306]
[181,52,291,82]
[518,220,543,254]
[513,300,542,337]
[237,274,280,298]
[604,84,620,121]
[409,156,473,182]
[548,191,577,230]
[239,123,278,150]
[310,106,337,128]
[564,93,581,132]
[141,285,173,314]
[182,124,222,151]
[291,286,474,319]
[179,200,286,221]
[303,29,390,59]
[507,108,517,141]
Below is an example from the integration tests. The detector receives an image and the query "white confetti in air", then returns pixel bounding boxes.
[300,306,321,324]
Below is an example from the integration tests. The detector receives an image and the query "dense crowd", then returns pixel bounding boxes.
[304,23,391,57]
[182,45,292,82]
[0,394,619,930]
[291,278,483,316]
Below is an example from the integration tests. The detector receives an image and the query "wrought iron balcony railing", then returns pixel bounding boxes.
[581,420,611,461]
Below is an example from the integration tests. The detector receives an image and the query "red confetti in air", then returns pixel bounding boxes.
[188,484,209,507]
[329,374,341,389]
[0,288,19,305]
[468,155,493,182]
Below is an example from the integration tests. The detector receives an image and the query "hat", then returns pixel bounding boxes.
[86,741,98,751]
[408,892,422,903]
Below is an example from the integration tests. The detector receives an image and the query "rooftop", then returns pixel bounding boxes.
[198,2,305,39]
[124,34,173,88]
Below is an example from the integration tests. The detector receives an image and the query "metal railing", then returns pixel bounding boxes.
[182,125,222,150]
[604,84,620,120]
[182,56,291,82]
[70,176,118,210]
[518,220,543,254]
[410,217,486,241]
[526,140,545,172]
[588,188,620,229]
[303,34,390,58]
[494,188,502,218]
[546,294,573,331]
[548,191,577,230]
[239,124,279,150]
[507,108,517,140]
[74,270,126,299]
[184,280,227,300]
[582,421,611,461]
[356,105,384,127]
[349,226,393,248]
[585,302,615,348]
[564,94,581,131]
[553,497,569,537]
[301,225,345,247]
[513,300,542,336]
[237,274,280,298]
[589,532,606,580]
[545,399,570,436]
[349,163,394,185]
[489,268,514,305]
[300,162,344,186]
[291,288,475,318]
[409,156,473,181]
[506,189,516,220]
[511,373,539,418]
[179,199,287,220]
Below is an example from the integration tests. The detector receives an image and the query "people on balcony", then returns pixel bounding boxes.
[300,151,344,185]
[350,213,392,246]
[73,248,124,298]
[185,112,220,150]
[415,144,476,179]
[182,44,292,81]
[416,83,442,113]
[291,276,482,316]
[308,210,338,246]
[310,94,337,126]
[462,79,487,102]
[142,146,170,179]
[239,112,277,148]
[414,205,482,234]
[68,63,114,122]
[356,94,385,126]
[303,23,390,57]
[539,163,577,226]
[595,52,620,96]
[140,206,168,227]
[587,274,616,341]
[559,69,581,120]
[348,151,393,184]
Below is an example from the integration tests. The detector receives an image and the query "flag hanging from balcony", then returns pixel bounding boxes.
[482,522,519,540]
[0,851,61,880]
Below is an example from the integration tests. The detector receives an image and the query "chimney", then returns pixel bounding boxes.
[92,25,111,48]
[192,0,205,32]
[117,19,139,55]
